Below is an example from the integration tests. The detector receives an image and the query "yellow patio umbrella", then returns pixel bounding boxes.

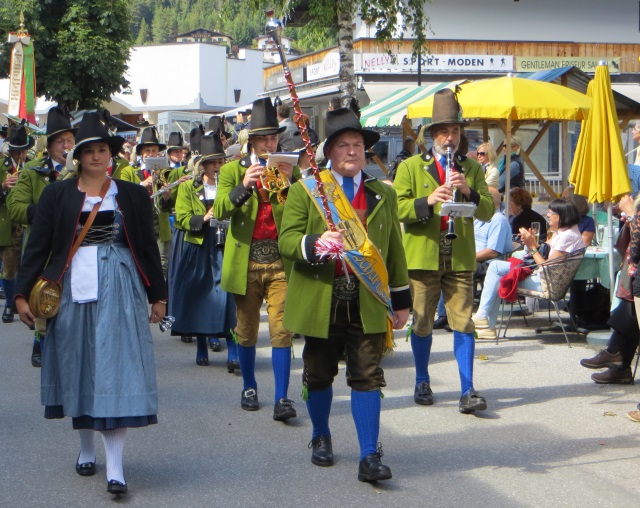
[407,75,591,121]
[568,63,630,304]
[407,75,591,208]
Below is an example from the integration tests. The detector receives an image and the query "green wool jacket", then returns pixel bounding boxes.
[278,173,411,339]
[0,156,21,246]
[7,156,59,227]
[119,164,172,242]
[213,155,301,296]
[393,150,493,272]
[174,178,211,245]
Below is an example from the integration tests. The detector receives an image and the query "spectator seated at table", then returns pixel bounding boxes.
[562,186,595,246]
[509,187,547,242]
[580,193,639,384]
[472,198,584,340]
[434,187,512,330]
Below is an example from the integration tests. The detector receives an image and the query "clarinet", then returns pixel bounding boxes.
[444,147,458,240]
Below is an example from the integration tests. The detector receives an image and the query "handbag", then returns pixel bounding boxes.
[29,178,112,319]
[615,255,635,303]
[614,222,631,257]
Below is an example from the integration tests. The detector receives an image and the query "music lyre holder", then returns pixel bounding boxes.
[439,202,477,218]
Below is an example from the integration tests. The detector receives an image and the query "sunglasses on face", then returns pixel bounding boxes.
[477,151,487,156]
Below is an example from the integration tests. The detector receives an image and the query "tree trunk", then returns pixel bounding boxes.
[337,0,356,108]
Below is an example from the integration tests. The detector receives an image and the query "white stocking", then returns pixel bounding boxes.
[78,429,96,464]
[100,428,127,483]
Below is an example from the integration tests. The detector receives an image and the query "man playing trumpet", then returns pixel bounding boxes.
[214,97,300,421]
[393,89,493,414]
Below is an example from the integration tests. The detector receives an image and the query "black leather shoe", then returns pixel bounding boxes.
[309,436,334,467]
[358,447,392,482]
[75,454,96,477]
[226,359,240,373]
[3,305,14,323]
[208,338,221,352]
[459,389,487,414]
[414,381,433,406]
[273,397,297,421]
[196,357,209,366]
[241,388,259,411]
[31,342,42,368]
[107,479,128,495]
[433,316,448,330]
[181,336,193,343]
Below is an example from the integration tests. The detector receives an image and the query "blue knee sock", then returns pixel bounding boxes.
[351,390,381,460]
[453,331,475,396]
[196,337,208,361]
[411,331,432,385]
[272,346,291,403]
[3,278,15,307]
[237,344,257,390]
[225,337,238,362]
[306,386,332,438]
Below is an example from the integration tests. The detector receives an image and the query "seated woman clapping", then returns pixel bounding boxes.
[472,198,585,340]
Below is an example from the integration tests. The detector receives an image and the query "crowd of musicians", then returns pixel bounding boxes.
[0,90,589,496]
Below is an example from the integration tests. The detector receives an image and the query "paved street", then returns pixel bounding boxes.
[2,304,640,507]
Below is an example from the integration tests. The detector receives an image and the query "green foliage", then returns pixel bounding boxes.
[0,0,133,109]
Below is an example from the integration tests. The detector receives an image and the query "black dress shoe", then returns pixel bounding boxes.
[31,342,42,368]
[309,436,334,467]
[358,448,392,482]
[3,305,14,323]
[196,357,209,366]
[414,381,433,406]
[208,338,221,352]
[241,388,259,411]
[75,454,96,477]
[107,479,128,495]
[459,389,487,414]
[273,397,297,421]
[226,359,240,373]
[181,336,193,343]
[433,316,448,330]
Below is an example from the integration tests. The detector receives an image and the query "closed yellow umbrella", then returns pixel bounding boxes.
[569,65,629,203]
[407,75,591,121]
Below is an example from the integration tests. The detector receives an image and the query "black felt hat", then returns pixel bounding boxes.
[195,132,228,170]
[6,121,35,150]
[248,98,285,136]
[72,112,125,159]
[189,125,205,155]
[167,131,189,152]
[46,106,77,140]
[323,108,380,157]
[135,126,166,155]
[208,116,231,139]
[425,88,464,130]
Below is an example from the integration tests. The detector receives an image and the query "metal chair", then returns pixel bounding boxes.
[500,247,587,347]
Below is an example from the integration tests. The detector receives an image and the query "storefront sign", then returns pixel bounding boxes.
[265,66,305,91]
[516,57,620,74]
[307,51,340,81]
[356,53,514,73]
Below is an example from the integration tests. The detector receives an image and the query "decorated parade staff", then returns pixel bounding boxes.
[167,126,202,344]
[120,126,172,275]
[172,132,239,371]
[279,107,411,482]
[214,97,300,421]
[0,122,33,323]
[7,106,76,367]
[14,111,166,497]
[392,89,493,414]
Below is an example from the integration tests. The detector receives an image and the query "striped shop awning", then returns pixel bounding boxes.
[359,80,467,128]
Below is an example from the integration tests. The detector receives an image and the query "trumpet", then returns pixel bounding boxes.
[444,147,457,240]
[258,153,290,204]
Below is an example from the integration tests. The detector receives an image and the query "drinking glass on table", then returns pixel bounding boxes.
[531,222,540,244]
[597,224,606,248]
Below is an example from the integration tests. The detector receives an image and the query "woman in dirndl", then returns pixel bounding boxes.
[14,112,166,497]
[171,131,239,371]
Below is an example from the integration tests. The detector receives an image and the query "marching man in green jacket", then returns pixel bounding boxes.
[279,108,411,482]
[7,107,76,367]
[393,89,493,414]
[214,98,299,421]
[0,123,33,323]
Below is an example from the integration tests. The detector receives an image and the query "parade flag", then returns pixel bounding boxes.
[7,13,36,124]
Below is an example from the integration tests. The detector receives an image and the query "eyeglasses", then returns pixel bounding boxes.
[477,151,487,156]
[546,210,558,216]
